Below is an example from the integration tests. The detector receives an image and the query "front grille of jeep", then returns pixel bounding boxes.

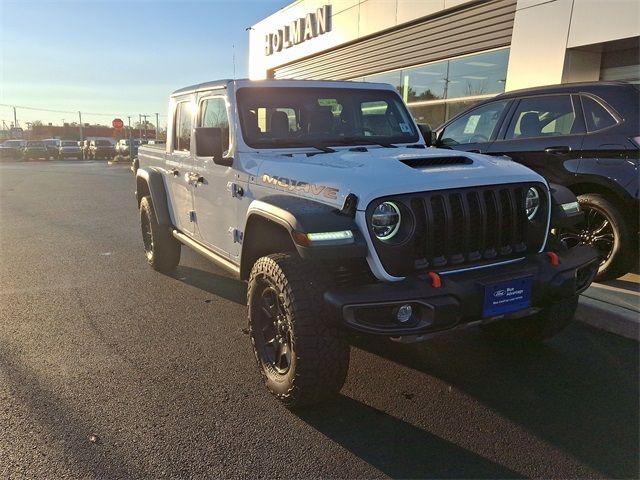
[366,183,548,277]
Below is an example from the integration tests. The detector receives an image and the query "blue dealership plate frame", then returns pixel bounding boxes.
[482,277,534,318]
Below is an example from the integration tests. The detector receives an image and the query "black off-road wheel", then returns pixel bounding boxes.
[557,194,633,281]
[248,253,350,408]
[139,196,181,272]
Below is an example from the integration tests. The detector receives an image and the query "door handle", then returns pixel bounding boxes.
[544,146,571,155]
[169,168,179,176]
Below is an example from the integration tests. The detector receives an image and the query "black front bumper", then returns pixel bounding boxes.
[324,245,598,336]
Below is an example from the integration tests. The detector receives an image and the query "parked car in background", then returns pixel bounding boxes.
[42,138,61,159]
[89,139,115,159]
[0,139,26,160]
[22,140,49,160]
[115,138,143,156]
[433,81,639,280]
[58,140,83,159]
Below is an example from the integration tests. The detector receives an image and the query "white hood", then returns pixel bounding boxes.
[242,146,546,210]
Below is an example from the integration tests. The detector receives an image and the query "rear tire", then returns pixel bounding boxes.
[248,253,349,408]
[139,196,180,272]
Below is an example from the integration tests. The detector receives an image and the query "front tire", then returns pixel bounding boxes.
[139,196,181,272]
[558,194,633,281]
[248,253,350,408]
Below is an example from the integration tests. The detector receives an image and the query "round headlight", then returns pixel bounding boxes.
[371,201,401,240]
[526,187,540,220]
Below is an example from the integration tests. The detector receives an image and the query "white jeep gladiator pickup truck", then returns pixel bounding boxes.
[135,79,598,407]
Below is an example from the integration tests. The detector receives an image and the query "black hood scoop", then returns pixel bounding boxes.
[401,156,473,168]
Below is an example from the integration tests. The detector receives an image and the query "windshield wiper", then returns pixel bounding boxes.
[327,137,397,148]
[310,145,336,153]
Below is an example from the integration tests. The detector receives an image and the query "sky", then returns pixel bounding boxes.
[0,0,290,129]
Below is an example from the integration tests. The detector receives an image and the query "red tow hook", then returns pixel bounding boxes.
[428,271,442,288]
[546,251,560,267]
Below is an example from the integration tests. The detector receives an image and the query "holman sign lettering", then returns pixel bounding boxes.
[265,5,331,56]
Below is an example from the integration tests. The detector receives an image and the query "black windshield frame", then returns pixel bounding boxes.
[236,87,419,149]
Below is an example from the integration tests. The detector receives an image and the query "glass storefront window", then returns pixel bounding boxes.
[447,49,509,99]
[359,48,510,127]
[407,103,446,127]
[401,61,447,103]
[364,71,402,95]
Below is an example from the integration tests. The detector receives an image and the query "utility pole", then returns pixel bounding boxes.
[13,106,18,128]
[138,114,142,140]
[78,111,84,158]
[155,113,159,139]
[141,114,148,140]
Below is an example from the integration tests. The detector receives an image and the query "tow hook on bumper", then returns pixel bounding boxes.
[324,245,598,336]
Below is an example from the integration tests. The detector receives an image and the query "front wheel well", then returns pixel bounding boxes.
[568,182,623,206]
[136,176,150,206]
[240,215,296,280]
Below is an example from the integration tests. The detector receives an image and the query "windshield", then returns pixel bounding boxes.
[237,87,419,149]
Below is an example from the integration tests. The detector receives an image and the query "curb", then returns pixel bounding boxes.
[575,295,639,341]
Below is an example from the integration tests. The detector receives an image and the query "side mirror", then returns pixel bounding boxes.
[194,127,232,166]
[417,123,433,147]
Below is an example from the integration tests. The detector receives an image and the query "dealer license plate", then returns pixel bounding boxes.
[483,277,533,318]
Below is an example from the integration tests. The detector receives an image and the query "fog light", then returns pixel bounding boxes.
[396,304,413,323]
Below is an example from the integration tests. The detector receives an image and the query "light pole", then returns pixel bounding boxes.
[155,113,159,139]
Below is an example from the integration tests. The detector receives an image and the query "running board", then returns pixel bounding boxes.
[172,230,241,277]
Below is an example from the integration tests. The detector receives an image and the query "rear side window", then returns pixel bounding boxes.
[505,95,577,139]
[581,96,617,132]
[174,102,192,152]
[441,100,508,146]
[201,97,230,152]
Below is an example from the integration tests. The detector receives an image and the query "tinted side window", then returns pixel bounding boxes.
[581,96,617,132]
[201,97,230,151]
[441,100,508,146]
[174,102,192,152]
[505,95,577,140]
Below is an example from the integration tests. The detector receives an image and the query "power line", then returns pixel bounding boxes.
[0,103,167,117]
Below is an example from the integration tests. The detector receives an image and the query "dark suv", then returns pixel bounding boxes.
[433,81,639,280]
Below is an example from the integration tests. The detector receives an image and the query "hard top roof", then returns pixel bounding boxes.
[170,78,397,96]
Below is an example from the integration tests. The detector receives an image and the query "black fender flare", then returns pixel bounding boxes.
[136,167,172,226]
[243,195,367,261]
[549,183,583,228]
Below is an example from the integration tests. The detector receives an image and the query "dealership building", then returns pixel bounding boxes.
[249,0,639,126]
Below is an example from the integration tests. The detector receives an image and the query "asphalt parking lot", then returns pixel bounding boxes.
[0,160,638,479]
